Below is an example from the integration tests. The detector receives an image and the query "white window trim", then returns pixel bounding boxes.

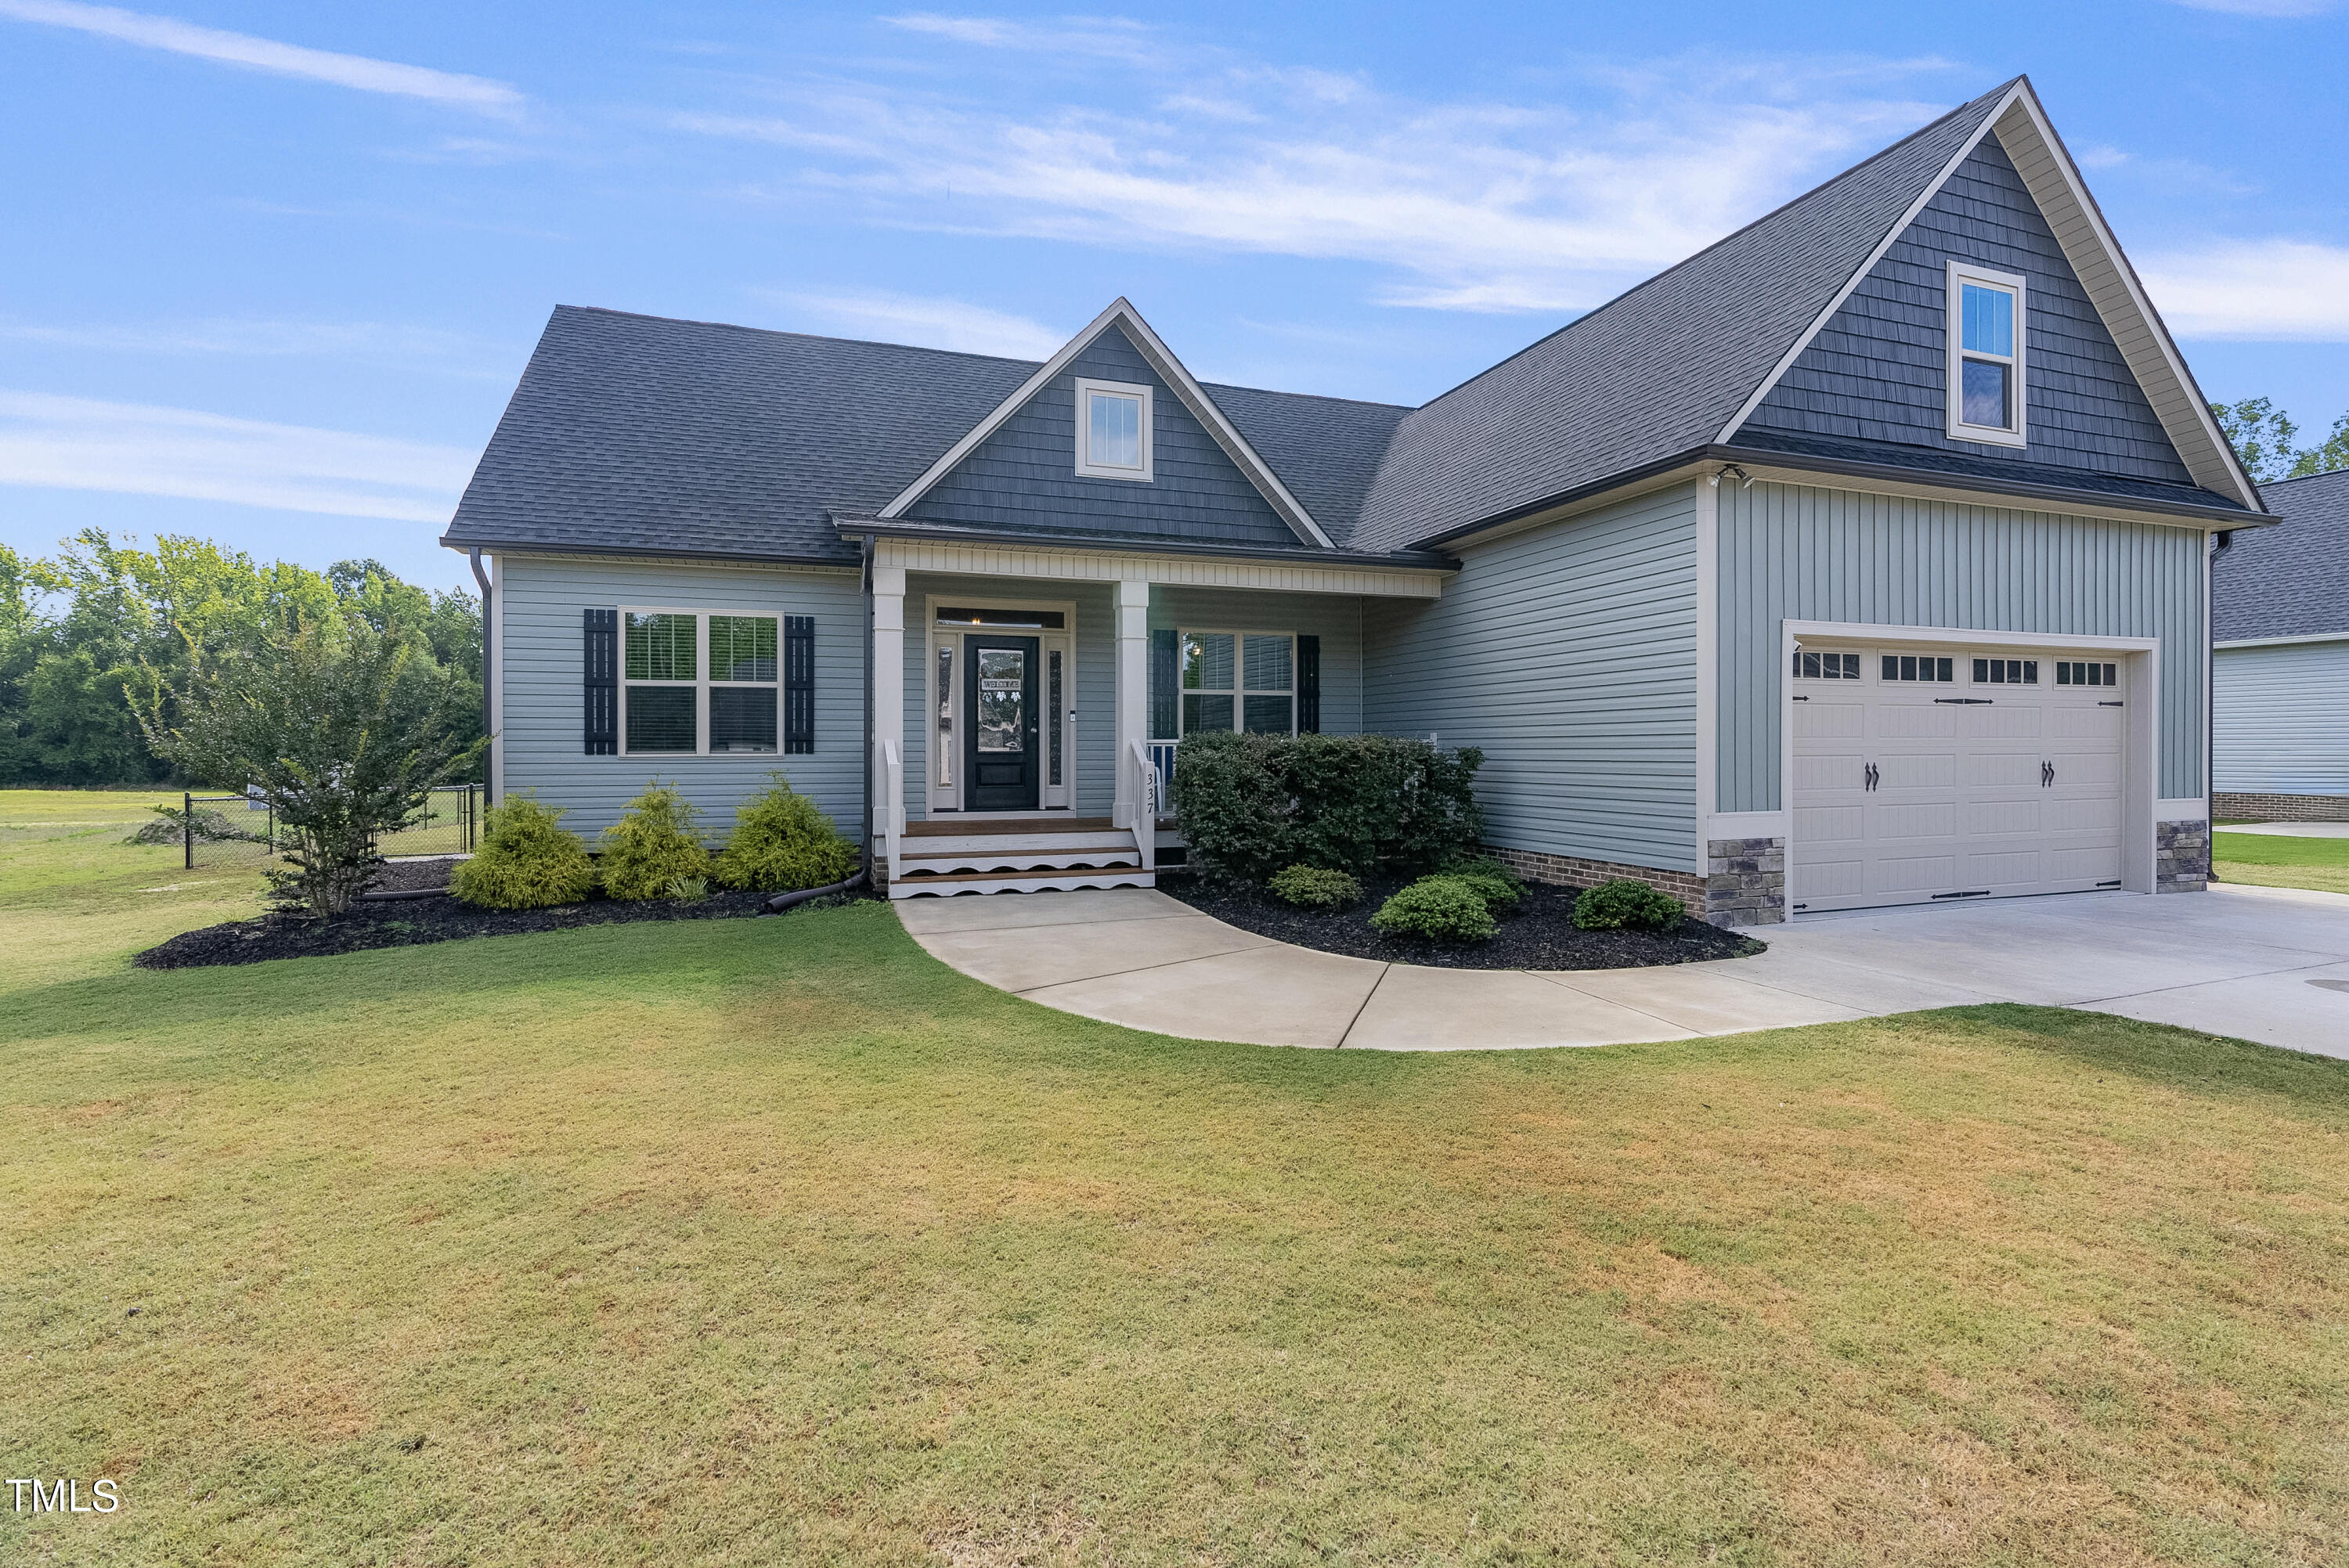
[1946,259,2028,448]
[922,594,1078,814]
[1176,629,1296,737]
[1072,377,1154,482]
[616,605,782,759]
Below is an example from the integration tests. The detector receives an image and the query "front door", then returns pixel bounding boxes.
[964,636,1041,812]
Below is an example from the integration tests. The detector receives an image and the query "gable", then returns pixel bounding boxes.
[1737,134,2196,488]
[900,325,1307,550]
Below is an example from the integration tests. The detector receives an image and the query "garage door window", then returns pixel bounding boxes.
[2055,661,2119,687]
[1794,651,1860,679]
[1973,658,2038,685]
[1880,655,1954,683]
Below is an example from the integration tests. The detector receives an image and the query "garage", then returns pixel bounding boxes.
[1788,642,2131,914]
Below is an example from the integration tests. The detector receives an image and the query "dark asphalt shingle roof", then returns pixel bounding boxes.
[441,306,1415,563]
[2215,468,2349,641]
[1344,80,2022,551]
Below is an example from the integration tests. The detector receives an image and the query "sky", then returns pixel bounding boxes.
[2,1,2345,592]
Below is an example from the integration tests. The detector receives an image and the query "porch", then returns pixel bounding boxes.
[861,534,1448,898]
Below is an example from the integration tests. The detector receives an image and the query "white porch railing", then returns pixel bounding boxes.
[1146,741,1177,811]
[875,737,904,878]
[1125,738,1157,873]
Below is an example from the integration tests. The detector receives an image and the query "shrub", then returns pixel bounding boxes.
[1439,856,1523,913]
[1171,731,1485,885]
[1268,863,1362,909]
[1369,875,1499,943]
[599,784,712,901]
[1571,878,1687,932]
[451,795,596,910]
[664,874,710,902]
[713,776,860,892]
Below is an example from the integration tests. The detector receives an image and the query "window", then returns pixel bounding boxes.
[1793,650,1861,679]
[621,609,780,755]
[1947,261,2026,446]
[2055,661,2119,687]
[1180,630,1294,735]
[1972,658,2038,685]
[1881,654,1955,683]
[1073,377,1153,481]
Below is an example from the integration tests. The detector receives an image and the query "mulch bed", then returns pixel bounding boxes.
[135,856,872,970]
[1160,872,1764,971]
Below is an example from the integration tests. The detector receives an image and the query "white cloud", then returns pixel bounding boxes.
[2142,240,2349,340]
[881,12,1160,63]
[0,316,502,374]
[0,391,477,521]
[0,0,524,114]
[2169,0,2336,14]
[761,289,1065,359]
[678,53,1950,315]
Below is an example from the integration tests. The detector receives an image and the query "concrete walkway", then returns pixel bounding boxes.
[897,883,2349,1058]
[2218,821,2349,838]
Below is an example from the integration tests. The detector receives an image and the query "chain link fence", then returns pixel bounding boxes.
[183,784,482,869]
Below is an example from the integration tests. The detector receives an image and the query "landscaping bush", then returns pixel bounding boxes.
[598,784,712,901]
[1369,874,1499,943]
[713,776,860,892]
[1439,856,1523,913]
[1571,878,1686,932]
[1268,863,1362,909]
[1171,731,1485,885]
[450,795,596,910]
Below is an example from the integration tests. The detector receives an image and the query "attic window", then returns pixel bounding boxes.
[1073,377,1153,482]
[1946,261,2026,448]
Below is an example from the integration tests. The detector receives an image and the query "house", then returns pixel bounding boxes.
[2211,468,2349,822]
[441,76,2264,925]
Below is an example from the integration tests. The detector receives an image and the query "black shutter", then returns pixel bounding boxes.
[783,615,815,754]
[583,608,617,755]
[1149,628,1178,740]
[1297,634,1321,734]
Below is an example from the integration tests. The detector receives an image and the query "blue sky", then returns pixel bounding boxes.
[3,0,2344,590]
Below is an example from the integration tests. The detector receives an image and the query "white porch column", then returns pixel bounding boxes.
[871,564,906,854]
[1113,576,1149,827]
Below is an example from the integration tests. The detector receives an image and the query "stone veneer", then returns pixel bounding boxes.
[1481,845,1705,916]
[2156,819,2210,894]
[1703,837,1788,928]
[2212,791,2349,824]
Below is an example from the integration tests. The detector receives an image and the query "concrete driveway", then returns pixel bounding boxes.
[897,882,2349,1058]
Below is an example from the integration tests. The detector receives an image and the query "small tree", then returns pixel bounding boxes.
[139,611,469,915]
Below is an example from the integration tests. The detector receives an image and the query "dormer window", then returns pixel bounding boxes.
[1946,261,2026,448]
[1073,377,1153,481]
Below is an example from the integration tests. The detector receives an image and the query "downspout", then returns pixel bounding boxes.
[861,533,875,877]
[468,546,494,806]
[2207,528,2230,831]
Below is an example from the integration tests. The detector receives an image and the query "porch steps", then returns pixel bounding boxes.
[888,816,1153,899]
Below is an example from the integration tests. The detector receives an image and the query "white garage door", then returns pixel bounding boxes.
[1790,644,2128,914]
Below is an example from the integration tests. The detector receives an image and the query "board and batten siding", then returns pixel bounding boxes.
[2213,639,2349,798]
[1716,481,2208,811]
[500,554,866,838]
[1363,483,1701,874]
[1150,586,1366,737]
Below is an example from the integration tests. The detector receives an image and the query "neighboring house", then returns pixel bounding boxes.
[442,76,2265,925]
[2212,468,2349,821]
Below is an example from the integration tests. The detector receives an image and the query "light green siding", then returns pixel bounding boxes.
[1716,481,2209,811]
[1363,483,1701,874]
[500,554,866,838]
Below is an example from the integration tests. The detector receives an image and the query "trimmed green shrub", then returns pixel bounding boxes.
[1369,875,1499,943]
[1439,856,1523,913]
[1571,878,1687,932]
[599,784,712,901]
[1171,731,1485,885]
[1268,863,1362,910]
[713,776,861,892]
[451,795,596,910]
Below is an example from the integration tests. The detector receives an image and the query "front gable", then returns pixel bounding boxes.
[1740,134,2195,487]
[901,324,1305,549]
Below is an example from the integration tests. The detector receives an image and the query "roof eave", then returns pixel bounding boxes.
[833,514,1457,571]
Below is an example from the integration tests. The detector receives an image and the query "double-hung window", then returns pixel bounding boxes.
[1946,261,2026,447]
[622,609,779,755]
[1179,630,1294,735]
[1073,377,1153,481]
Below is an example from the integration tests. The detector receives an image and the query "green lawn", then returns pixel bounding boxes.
[4,790,2347,1566]
[2214,827,2349,896]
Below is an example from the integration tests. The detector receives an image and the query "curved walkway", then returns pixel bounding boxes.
[897,884,2349,1056]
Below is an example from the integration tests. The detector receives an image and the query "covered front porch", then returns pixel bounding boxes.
[861,532,1449,897]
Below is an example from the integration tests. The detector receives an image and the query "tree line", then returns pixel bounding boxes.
[0,529,482,787]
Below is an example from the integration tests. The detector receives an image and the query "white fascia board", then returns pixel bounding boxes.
[1989,86,2263,511]
[876,297,1337,550]
[1786,618,2160,654]
[1712,85,2018,445]
[2214,632,2349,651]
